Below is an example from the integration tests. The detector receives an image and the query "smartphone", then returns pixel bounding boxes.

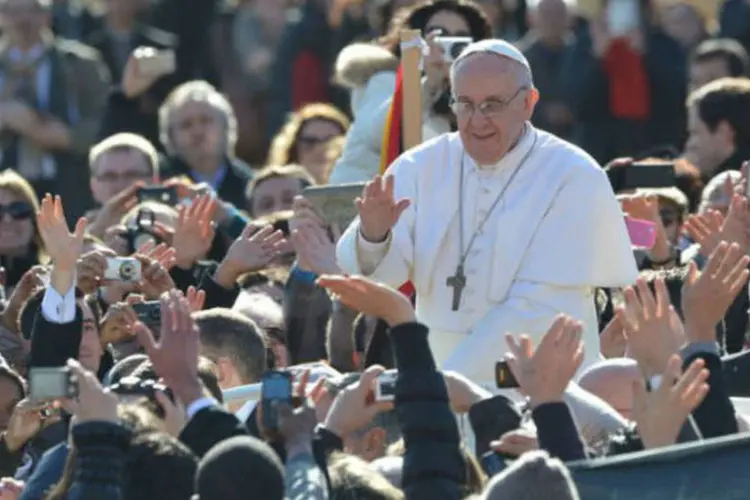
[137,186,178,206]
[608,163,676,191]
[131,301,161,328]
[374,369,398,402]
[302,182,366,229]
[134,47,176,77]
[624,216,657,249]
[261,370,292,432]
[495,360,519,389]
[607,0,640,37]
[29,367,79,402]
[104,257,142,282]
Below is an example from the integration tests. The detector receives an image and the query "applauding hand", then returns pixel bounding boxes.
[356,175,410,243]
[317,275,415,326]
[504,315,584,407]
[682,241,750,341]
[172,194,216,269]
[632,355,709,449]
[620,278,684,378]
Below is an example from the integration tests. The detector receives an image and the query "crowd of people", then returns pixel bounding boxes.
[0,0,749,498]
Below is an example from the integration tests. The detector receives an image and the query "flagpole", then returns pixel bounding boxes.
[399,29,423,150]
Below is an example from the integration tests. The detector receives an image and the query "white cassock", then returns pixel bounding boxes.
[336,124,638,385]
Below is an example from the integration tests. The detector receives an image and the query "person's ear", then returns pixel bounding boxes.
[524,88,540,118]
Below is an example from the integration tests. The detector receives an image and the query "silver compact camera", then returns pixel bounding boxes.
[104,257,142,282]
[29,367,79,402]
[374,369,398,402]
[434,36,472,63]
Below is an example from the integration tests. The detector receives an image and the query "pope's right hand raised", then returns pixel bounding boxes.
[355,175,410,243]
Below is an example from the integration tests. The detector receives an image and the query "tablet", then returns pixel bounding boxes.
[302,182,366,229]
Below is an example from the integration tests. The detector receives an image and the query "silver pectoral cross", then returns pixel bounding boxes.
[446,264,467,311]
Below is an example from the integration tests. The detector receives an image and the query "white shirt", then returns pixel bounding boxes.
[338,126,638,385]
[41,284,76,324]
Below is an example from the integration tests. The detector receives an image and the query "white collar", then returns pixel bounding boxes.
[234,398,257,423]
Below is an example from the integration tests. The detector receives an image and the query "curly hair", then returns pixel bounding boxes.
[379,0,493,57]
[266,103,350,167]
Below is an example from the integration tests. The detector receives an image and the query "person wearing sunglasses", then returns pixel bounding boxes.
[0,170,46,290]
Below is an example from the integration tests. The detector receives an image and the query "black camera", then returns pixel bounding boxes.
[123,209,162,254]
[132,301,161,328]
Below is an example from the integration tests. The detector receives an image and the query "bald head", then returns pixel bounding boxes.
[578,358,641,419]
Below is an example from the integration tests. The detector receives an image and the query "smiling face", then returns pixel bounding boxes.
[452,53,539,166]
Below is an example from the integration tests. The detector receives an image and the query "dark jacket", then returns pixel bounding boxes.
[561,25,686,164]
[389,322,465,499]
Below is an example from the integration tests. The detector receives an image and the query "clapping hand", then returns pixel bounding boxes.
[214,225,286,288]
[37,194,87,293]
[619,278,684,378]
[682,241,750,341]
[632,355,709,449]
[317,275,415,326]
[683,210,724,257]
[356,175,410,243]
[134,290,203,406]
[504,315,584,407]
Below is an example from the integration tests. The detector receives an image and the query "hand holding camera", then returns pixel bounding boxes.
[61,359,119,424]
[322,365,393,438]
[99,299,140,345]
[122,46,176,99]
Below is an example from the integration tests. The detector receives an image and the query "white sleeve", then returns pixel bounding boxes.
[41,285,76,324]
[356,227,392,275]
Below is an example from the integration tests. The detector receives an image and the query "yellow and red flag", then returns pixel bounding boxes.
[379,64,415,299]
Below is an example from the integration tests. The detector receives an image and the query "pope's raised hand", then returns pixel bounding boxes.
[355,175,410,243]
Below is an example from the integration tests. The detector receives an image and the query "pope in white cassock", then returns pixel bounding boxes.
[335,39,638,385]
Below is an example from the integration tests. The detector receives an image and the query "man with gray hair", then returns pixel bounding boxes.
[337,39,637,384]
[482,450,580,500]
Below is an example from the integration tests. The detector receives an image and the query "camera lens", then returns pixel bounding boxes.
[451,41,469,60]
[119,262,135,280]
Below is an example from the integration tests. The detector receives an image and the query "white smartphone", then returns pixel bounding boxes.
[607,0,640,37]
[104,257,142,282]
[134,47,176,77]
[374,370,398,402]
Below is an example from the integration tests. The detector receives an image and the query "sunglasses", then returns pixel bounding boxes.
[0,201,33,220]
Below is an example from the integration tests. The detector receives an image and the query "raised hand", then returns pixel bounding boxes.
[99,301,139,346]
[2,398,60,452]
[37,194,87,294]
[504,315,584,407]
[186,285,205,312]
[87,182,144,238]
[1,266,46,332]
[683,210,724,257]
[138,241,177,271]
[64,358,119,424]
[214,225,286,288]
[599,314,627,359]
[135,254,176,299]
[37,194,87,270]
[682,241,750,341]
[619,277,684,378]
[632,355,709,449]
[134,290,203,406]
[323,365,393,438]
[317,275,415,326]
[356,175,410,243]
[291,222,339,275]
[172,194,216,269]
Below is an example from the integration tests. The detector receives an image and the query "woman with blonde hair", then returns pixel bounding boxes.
[0,170,47,289]
[266,103,350,184]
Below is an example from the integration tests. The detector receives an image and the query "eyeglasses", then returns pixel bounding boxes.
[95,171,151,183]
[297,135,337,149]
[0,201,33,220]
[450,87,528,118]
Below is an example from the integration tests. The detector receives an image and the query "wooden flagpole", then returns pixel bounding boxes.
[399,29,423,150]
